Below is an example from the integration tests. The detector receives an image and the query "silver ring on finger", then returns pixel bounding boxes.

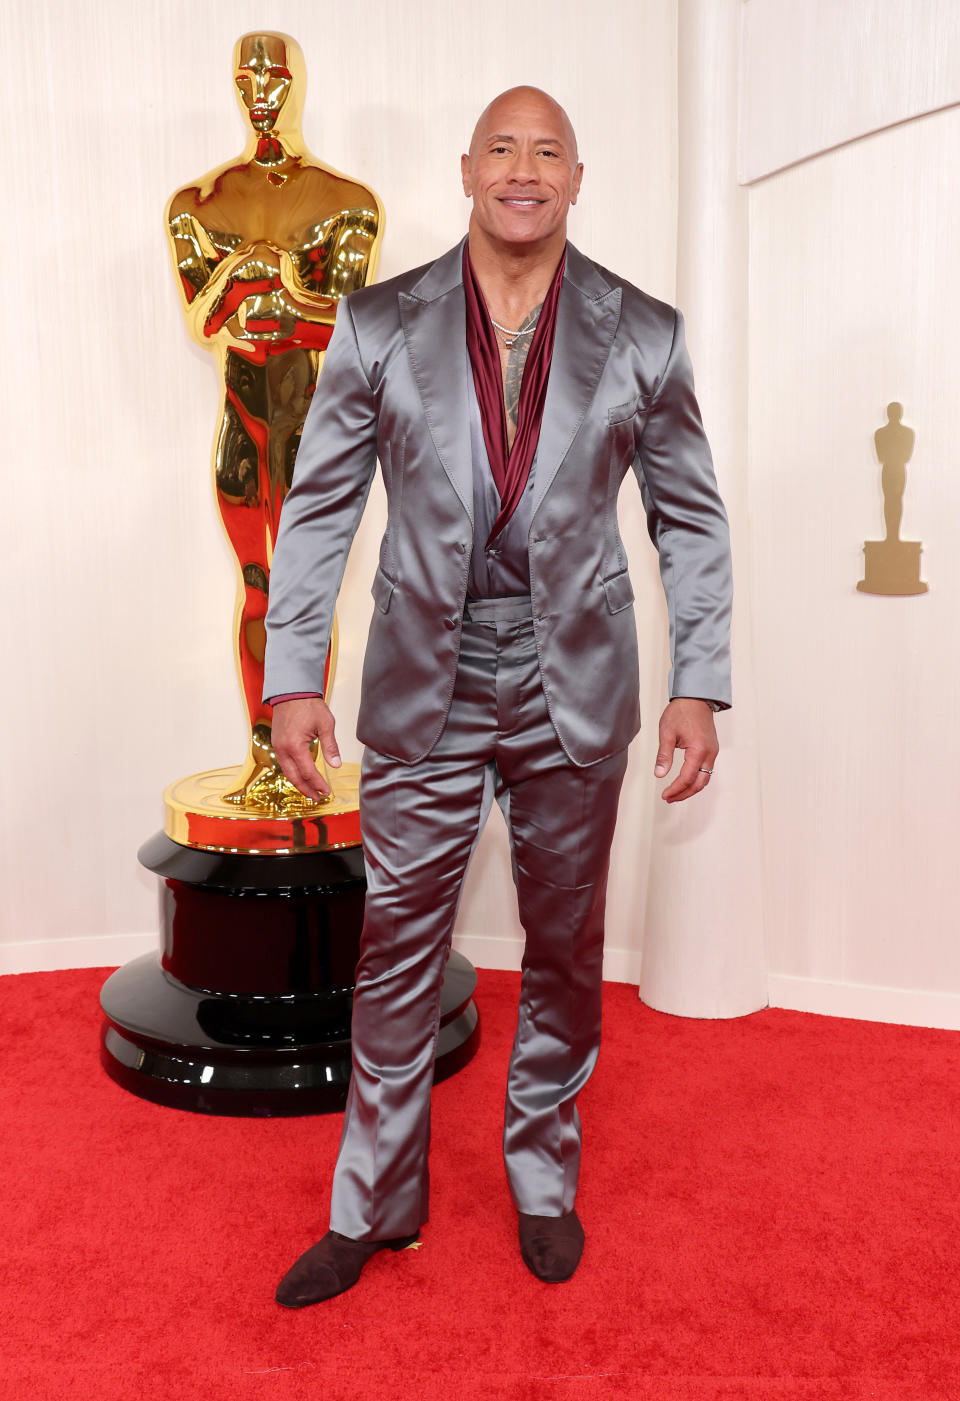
[699,767,714,775]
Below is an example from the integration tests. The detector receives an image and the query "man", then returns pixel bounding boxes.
[263,86,732,1307]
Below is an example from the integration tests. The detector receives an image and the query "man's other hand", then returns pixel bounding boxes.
[272,697,341,801]
[653,698,718,803]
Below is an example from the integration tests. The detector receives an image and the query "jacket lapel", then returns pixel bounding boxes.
[532,244,621,516]
[399,240,473,523]
[398,239,621,527]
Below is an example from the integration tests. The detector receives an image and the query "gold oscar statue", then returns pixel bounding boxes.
[101,42,478,1110]
[163,32,383,852]
[858,402,928,597]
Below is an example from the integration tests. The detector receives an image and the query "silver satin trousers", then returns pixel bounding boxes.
[329,597,628,1240]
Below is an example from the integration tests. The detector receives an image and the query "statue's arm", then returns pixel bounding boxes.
[167,205,261,342]
[165,197,381,345]
[286,207,381,301]
[167,204,242,296]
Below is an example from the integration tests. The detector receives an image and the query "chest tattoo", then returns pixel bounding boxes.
[502,302,544,436]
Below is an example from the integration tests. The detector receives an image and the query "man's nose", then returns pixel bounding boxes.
[508,155,538,183]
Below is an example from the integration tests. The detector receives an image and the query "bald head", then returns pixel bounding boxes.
[468,86,579,165]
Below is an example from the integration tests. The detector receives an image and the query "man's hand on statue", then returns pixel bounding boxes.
[272,697,341,801]
[654,698,719,803]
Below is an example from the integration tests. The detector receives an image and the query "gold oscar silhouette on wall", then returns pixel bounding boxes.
[857,402,928,596]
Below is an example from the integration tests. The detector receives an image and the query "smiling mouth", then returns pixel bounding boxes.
[499,198,545,207]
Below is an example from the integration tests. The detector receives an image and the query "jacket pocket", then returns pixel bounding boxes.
[601,568,635,614]
[607,393,648,425]
[371,565,396,614]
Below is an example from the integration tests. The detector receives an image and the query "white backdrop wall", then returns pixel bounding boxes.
[5,0,959,1033]
[742,0,960,1027]
[0,0,678,976]
[748,103,960,1025]
[739,0,960,182]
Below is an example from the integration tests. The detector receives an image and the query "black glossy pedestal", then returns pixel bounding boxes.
[100,832,480,1116]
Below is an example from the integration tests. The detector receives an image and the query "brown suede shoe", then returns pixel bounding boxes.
[275,1230,419,1308]
[518,1209,585,1282]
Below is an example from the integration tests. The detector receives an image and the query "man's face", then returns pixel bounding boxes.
[234,37,293,133]
[461,90,583,250]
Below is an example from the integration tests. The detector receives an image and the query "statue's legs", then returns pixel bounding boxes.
[213,347,330,811]
[881,464,906,544]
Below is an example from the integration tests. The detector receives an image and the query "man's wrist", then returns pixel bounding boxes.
[268,691,323,706]
[671,696,726,713]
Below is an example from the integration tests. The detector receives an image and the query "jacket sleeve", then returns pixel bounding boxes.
[262,299,379,700]
[632,309,733,707]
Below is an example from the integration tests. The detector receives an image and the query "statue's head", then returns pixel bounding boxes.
[233,32,305,139]
[887,402,903,423]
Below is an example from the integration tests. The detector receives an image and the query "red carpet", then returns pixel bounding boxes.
[3,966,960,1401]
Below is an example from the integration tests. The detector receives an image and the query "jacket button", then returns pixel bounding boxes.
[456,541,467,553]
[444,618,458,630]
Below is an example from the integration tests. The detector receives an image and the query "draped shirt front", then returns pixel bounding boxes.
[465,352,535,599]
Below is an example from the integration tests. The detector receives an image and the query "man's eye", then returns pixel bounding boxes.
[538,149,559,158]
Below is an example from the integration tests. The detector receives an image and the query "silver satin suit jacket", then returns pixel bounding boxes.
[263,239,733,767]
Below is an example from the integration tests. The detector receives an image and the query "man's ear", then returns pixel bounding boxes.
[460,152,473,197]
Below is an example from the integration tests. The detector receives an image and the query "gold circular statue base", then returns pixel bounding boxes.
[163,764,362,854]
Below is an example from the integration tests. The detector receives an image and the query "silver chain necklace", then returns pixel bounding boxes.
[490,311,540,349]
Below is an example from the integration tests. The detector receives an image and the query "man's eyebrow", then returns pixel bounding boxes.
[485,133,564,145]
